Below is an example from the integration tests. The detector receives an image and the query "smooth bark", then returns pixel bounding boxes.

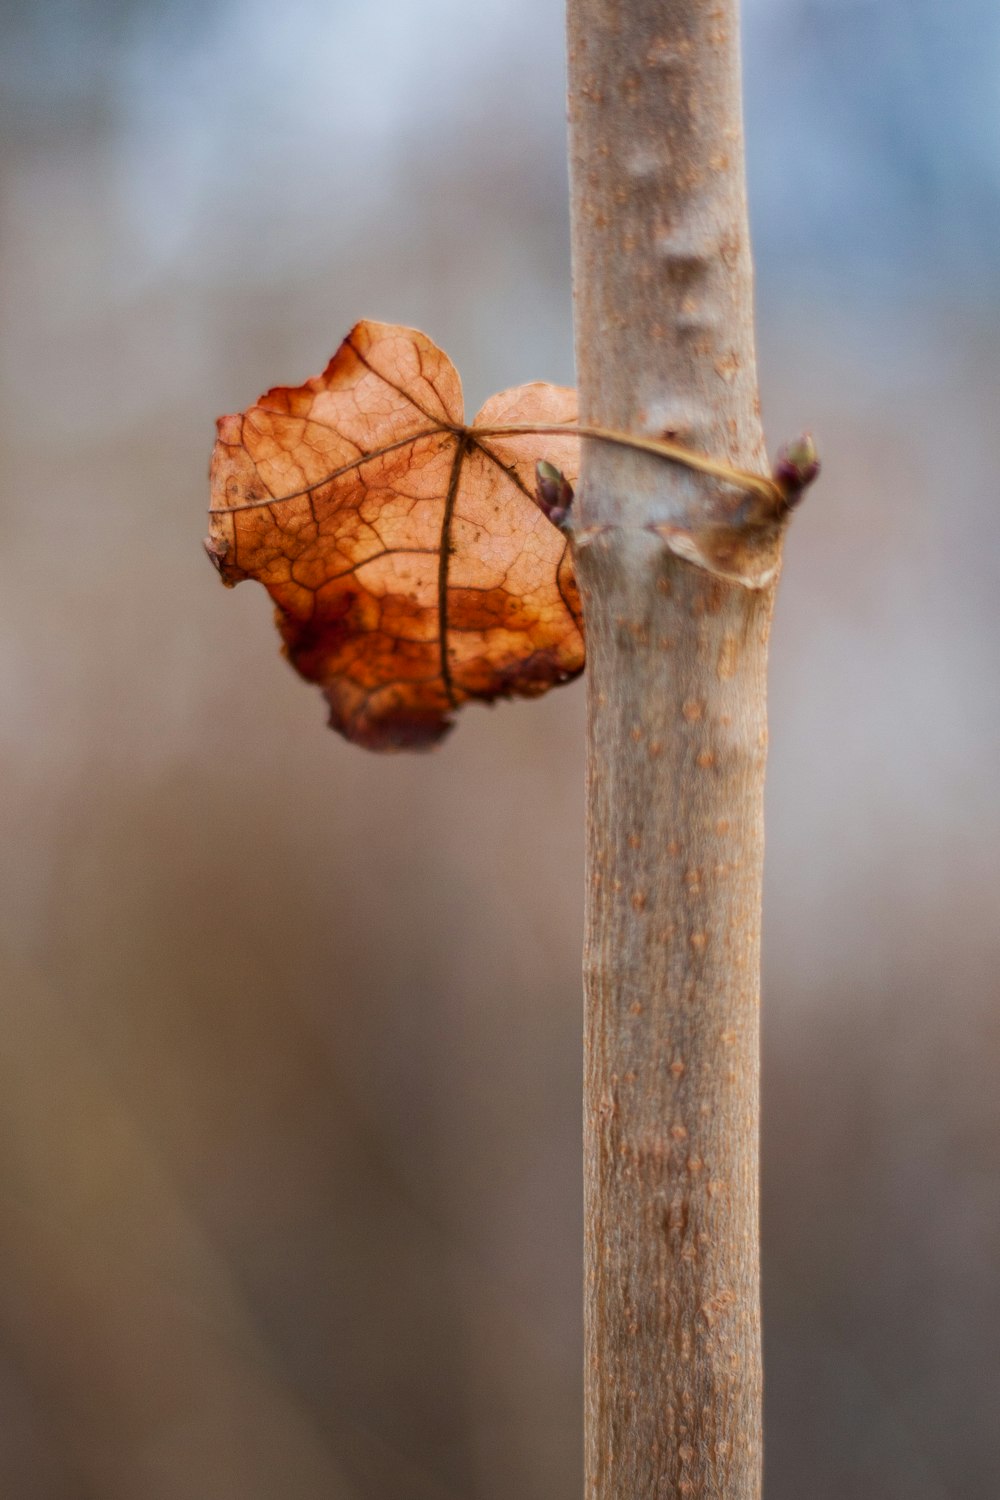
[567,2,776,1496]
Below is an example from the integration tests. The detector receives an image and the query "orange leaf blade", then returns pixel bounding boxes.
[207,322,585,750]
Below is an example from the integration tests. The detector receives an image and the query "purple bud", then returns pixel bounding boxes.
[535,460,575,530]
[773,433,820,507]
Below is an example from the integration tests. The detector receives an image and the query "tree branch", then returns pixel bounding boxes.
[567,2,780,1495]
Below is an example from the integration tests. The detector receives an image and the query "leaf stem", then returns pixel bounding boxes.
[472,422,780,505]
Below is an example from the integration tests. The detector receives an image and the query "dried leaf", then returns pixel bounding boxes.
[207,321,583,750]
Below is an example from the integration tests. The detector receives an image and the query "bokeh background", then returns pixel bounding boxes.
[2,0,999,1495]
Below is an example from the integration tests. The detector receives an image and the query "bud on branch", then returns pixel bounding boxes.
[535,460,575,530]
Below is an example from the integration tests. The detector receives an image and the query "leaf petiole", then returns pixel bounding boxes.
[473,422,781,506]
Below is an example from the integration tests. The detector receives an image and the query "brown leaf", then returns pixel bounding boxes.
[207,321,584,750]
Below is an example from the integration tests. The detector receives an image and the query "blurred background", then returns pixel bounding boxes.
[2,0,999,1494]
